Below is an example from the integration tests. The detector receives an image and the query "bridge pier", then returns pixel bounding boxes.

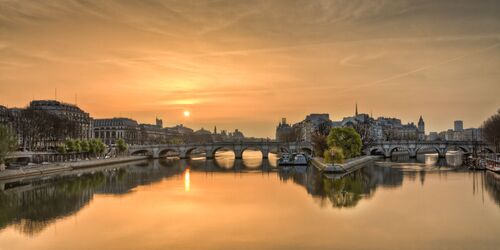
[235,150,243,159]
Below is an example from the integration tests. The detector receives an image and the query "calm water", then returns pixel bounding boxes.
[0,151,499,250]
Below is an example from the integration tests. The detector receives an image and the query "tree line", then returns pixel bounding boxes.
[2,108,84,151]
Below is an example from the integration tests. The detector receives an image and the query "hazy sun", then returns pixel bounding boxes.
[183,110,190,117]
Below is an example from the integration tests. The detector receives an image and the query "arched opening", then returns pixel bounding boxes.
[242,147,263,169]
[299,147,313,156]
[416,146,440,155]
[185,147,207,160]
[131,149,151,156]
[415,147,440,163]
[389,147,410,161]
[158,148,180,159]
[445,146,469,154]
[481,147,495,154]
[279,147,290,154]
[212,147,235,169]
[369,147,385,156]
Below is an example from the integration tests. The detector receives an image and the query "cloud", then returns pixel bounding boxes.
[1,0,500,136]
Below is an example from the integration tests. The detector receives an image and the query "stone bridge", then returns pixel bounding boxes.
[128,141,313,159]
[367,140,495,158]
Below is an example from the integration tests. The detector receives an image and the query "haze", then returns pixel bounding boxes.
[1,0,499,137]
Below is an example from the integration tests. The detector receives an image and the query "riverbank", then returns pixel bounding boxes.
[0,156,148,182]
[311,155,382,176]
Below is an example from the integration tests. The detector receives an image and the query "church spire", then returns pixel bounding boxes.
[355,102,358,116]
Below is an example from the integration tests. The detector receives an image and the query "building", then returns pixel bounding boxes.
[418,116,425,140]
[164,124,194,143]
[230,129,245,141]
[298,114,332,142]
[28,100,92,140]
[398,123,419,140]
[93,118,139,145]
[190,128,213,143]
[427,132,439,141]
[454,120,464,132]
[0,105,9,124]
[139,123,166,144]
[370,116,421,141]
[276,118,295,142]
[155,117,163,128]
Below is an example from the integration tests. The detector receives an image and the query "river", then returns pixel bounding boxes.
[0,151,499,250]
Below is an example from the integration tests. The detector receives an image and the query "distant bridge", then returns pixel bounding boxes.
[128,141,313,159]
[367,140,495,158]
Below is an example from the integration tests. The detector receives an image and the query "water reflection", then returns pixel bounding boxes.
[0,156,499,238]
[184,168,190,192]
[278,163,404,208]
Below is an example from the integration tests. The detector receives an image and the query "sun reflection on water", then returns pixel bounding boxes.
[184,168,190,192]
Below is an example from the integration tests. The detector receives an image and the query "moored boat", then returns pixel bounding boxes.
[278,153,308,166]
[485,158,500,173]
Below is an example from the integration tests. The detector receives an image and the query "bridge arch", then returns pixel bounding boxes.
[299,147,313,156]
[241,146,265,159]
[444,146,469,154]
[130,149,153,156]
[210,146,236,159]
[415,146,441,156]
[158,148,180,158]
[481,147,495,154]
[183,147,208,159]
[388,146,411,158]
[369,146,385,156]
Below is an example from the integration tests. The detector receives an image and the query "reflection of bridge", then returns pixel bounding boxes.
[367,141,495,158]
[128,141,313,159]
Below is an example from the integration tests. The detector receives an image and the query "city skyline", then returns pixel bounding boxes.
[1,0,500,137]
[0,97,489,139]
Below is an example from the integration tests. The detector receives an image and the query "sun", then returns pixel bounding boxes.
[183,110,190,117]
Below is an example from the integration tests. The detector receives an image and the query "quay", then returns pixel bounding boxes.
[0,156,148,182]
[310,155,382,177]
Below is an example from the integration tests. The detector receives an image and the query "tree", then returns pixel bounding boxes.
[64,138,76,153]
[116,138,128,155]
[312,133,328,157]
[383,127,397,141]
[324,146,345,164]
[352,122,374,151]
[88,139,106,158]
[482,109,500,152]
[80,140,90,153]
[57,144,67,154]
[96,139,106,155]
[311,121,331,157]
[0,125,17,168]
[326,127,362,159]
[73,139,82,153]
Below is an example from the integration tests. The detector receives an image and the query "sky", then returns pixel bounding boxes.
[1,0,499,137]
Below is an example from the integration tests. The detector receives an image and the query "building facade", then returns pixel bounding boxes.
[29,100,93,140]
[139,123,166,144]
[276,118,295,142]
[454,120,464,132]
[93,118,140,145]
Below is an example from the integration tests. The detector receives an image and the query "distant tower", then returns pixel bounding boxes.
[214,126,217,134]
[355,103,358,116]
[454,120,463,132]
[156,117,163,128]
[282,117,287,125]
[418,116,425,140]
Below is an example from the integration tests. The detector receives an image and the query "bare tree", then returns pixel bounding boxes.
[482,109,500,152]
[352,122,375,151]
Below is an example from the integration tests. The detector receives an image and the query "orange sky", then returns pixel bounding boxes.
[1,0,499,137]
